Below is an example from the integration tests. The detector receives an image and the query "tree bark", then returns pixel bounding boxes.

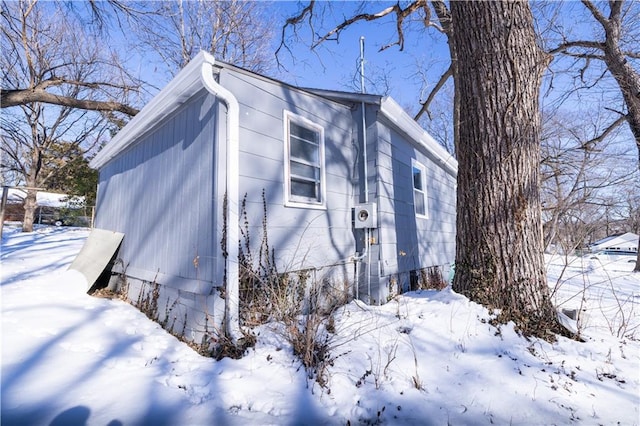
[21,146,43,232]
[1,88,139,117]
[22,190,37,233]
[450,1,562,337]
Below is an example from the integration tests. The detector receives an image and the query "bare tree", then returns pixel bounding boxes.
[131,0,276,77]
[540,110,635,253]
[280,1,563,338]
[0,0,136,231]
[544,0,640,271]
[0,1,140,115]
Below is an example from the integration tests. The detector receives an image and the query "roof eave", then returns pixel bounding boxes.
[302,88,382,106]
[90,51,216,169]
[379,97,458,177]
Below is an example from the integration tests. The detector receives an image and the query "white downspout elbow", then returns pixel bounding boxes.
[200,55,243,344]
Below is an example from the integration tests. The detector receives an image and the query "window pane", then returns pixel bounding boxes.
[290,122,318,144]
[414,189,425,216]
[413,166,423,191]
[290,161,319,179]
[286,115,323,205]
[290,137,319,164]
[291,178,318,200]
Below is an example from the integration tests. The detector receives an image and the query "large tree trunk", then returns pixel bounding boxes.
[450,1,562,338]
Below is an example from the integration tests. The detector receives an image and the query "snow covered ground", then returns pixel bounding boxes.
[1,225,638,425]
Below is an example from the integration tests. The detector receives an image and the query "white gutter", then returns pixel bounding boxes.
[90,56,205,169]
[200,54,243,343]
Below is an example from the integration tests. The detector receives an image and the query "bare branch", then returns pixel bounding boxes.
[1,88,139,116]
[275,1,316,62]
[582,115,628,148]
[313,5,399,48]
[277,0,446,58]
[548,40,605,55]
[414,64,453,121]
[312,1,428,51]
[581,0,609,27]
[430,1,452,35]
[608,0,624,23]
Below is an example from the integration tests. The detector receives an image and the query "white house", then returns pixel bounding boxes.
[589,232,639,253]
[81,51,458,344]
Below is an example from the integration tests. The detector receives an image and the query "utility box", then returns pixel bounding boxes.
[353,204,378,229]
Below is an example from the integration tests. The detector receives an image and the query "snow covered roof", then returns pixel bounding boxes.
[6,188,82,208]
[589,232,638,251]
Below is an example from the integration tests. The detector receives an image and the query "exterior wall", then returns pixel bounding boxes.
[93,63,457,339]
[370,114,457,302]
[95,90,219,293]
[217,69,359,283]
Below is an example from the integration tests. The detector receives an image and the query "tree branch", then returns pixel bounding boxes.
[549,40,639,59]
[548,40,605,55]
[581,0,609,28]
[582,114,627,148]
[414,63,453,120]
[608,0,623,23]
[275,0,316,61]
[312,1,428,51]
[430,0,452,35]
[1,88,139,116]
[277,1,443,58]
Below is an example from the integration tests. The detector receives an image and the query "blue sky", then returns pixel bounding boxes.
[269,2,452,116]
[122,0,636,161]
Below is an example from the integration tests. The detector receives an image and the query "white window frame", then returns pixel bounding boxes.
[412,159,428,218]
[283,110,326,209]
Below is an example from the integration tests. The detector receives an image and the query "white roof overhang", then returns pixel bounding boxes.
[90,51,215,169]
[379,97,458,177]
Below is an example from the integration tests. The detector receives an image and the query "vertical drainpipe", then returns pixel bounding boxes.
[200,55,243,343]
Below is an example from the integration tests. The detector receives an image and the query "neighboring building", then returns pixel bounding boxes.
[88,51,457,343]
[589,232,639,254]
[3,188,86,226]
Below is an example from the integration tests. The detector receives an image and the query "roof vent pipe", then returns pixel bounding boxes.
[200,54,243,344]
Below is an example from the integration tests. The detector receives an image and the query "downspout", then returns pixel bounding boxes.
[200,56,243,343]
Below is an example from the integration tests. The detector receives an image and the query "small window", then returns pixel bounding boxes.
[284,111,325,207]
[412,160,428,218]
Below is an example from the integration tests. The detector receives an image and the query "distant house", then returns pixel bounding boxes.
[589,232,639,254]
[88,51,457,342]
[3,188,86,226]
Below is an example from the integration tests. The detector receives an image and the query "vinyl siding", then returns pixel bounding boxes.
[217,69,358,275]
[95,90,218,293]
[375,117,456,277]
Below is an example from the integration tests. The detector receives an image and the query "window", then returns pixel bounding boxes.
[412,160,428,217]
[284,111,325,207]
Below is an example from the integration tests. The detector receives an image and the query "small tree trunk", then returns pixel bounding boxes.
[450,1,563,338]
[634,235,640,273]
[22,189,37,232]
